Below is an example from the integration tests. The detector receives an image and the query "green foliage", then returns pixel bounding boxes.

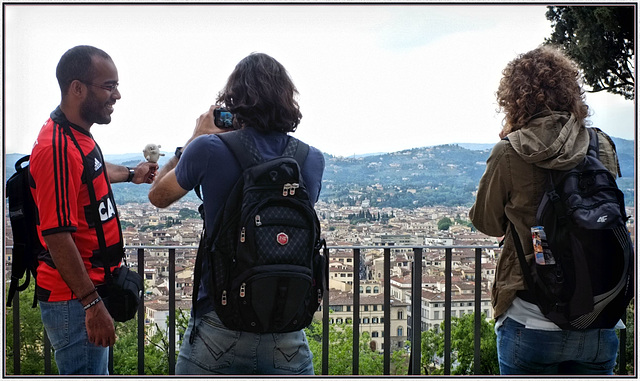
[437,217,452,231]
[545,6,635,100]
[618,300,635,375]
[112,318,144,374]
[420,313,498,375]
[347,210,391,225]
[178,208,200,219]
[120,220,135,229]
[449,313,498,375]
[5,283,57,375]
[420,329,444,374]
[454,214,474,228]
[112,308,190,375]
[305,319,408,375]
[6,285,190,376]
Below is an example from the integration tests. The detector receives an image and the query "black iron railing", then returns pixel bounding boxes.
[6,244,629,375]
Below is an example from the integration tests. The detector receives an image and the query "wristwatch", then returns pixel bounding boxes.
[126,167,135,182]
[175,146,183,159]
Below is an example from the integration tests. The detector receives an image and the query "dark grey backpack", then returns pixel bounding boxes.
[513,127,634,330]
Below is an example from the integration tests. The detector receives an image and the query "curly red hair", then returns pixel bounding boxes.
[497,46,589,135]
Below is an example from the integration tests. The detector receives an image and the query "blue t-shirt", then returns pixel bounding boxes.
[175,127,325,316]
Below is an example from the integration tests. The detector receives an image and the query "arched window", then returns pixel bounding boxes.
[398,310,404,320]
[366,286,372,294]
[397,326,403,337]
[373,286,379,293]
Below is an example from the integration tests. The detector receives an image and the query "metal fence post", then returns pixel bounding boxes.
[444,248,452,375]
[322,245,330,375]
[383,248,391,375]
[13,291,20,375]
[410,248,422,374]
[474,247,482,375]
[169,248,176,375]
[137,248,145,375]
[352,248,361,375]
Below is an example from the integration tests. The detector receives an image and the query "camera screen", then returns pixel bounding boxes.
[214,109,234,129]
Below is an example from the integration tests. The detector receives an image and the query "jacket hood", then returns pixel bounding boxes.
[506,111,589,170]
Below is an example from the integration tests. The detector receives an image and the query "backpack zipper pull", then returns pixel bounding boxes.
[221,290,227,306]
[255,215,262,226]
[240,283,246,298]
[290,183,299,196]
[240,227,246,242]
[283,184,290,196]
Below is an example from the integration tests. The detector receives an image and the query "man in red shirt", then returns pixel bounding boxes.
[29,45,157,375]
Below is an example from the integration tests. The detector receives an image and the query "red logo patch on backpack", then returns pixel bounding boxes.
[277,232,289,246]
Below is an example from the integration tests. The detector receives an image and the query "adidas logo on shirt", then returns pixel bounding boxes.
[94,158,102,171]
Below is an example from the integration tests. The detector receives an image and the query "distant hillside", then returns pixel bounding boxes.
[321,144,492,207]
[6,136,634,207]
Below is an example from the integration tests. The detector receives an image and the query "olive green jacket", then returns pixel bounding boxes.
[469,111,620,318]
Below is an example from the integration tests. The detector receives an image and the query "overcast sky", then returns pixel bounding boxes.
[4,4,636,158]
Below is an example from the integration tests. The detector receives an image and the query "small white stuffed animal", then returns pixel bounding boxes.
[143,143,165,163]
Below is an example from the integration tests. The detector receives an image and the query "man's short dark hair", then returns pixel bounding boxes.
[56,45,112,96]
[217,53,302,133]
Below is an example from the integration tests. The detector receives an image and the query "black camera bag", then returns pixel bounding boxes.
[98,266,143,322]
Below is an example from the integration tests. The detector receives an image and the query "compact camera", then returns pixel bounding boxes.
[214,108,234,129]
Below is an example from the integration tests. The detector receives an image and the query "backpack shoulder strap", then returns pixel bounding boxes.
[588,127,622,177]
[510,221,540,303]
[219,129,310,169]
[14,155,30,172]
[60,124,119,281]
[194,130,259,201]
[218,129,262,169]
[586,127,599,159]
[284,137,310,168]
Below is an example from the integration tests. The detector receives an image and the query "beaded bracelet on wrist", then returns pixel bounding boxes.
[78,287,98,302]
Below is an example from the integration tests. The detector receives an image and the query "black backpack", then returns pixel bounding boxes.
[6,155,45,307]
[512,127,634,330]
[191,129,328,334]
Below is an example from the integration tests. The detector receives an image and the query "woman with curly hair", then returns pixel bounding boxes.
[470,46,622,375]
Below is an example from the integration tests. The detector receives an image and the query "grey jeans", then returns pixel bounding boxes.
[176,310,314,375]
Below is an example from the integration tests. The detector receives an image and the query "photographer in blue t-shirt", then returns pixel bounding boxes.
[149,52,324,375]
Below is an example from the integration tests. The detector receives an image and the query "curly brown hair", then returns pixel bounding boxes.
[216,53,301,133]
[496,46,589,134]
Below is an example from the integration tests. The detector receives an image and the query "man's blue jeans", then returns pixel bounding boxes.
[39,300,109,375]
[176,310,314,375]
[497,317,619,375]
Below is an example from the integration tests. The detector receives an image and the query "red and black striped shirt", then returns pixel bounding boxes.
[30,107,122,302]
